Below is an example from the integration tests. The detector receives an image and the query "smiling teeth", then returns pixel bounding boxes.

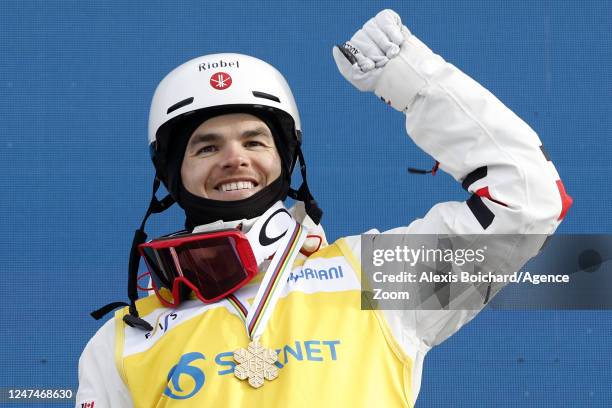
[220,181,254,192]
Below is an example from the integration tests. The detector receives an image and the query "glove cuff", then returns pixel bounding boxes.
[374,33,444,112]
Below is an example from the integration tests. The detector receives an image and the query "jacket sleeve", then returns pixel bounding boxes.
[75,318,133,408]
[342,32,571,348]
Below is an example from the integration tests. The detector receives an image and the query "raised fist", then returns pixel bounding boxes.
[333,9,410,92]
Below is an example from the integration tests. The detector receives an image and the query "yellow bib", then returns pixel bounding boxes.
[114,239,415,407]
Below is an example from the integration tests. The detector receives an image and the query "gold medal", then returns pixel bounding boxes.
[233,339,279,388]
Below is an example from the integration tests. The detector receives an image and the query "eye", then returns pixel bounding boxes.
[244,140,267,148]
[196,145,217,155]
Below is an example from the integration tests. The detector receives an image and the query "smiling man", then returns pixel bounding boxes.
[76,10,570,408]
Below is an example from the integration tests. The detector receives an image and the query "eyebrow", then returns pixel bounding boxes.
[187,126,273,148]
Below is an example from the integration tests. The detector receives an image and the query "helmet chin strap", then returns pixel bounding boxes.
[287,145,322,225]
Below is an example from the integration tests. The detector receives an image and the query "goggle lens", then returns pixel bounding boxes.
[174,236,249,300]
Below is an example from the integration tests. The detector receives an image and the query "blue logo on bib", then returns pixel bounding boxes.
[164,352,206,399]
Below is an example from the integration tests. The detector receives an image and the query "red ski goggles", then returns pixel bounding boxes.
[138,229,258,307]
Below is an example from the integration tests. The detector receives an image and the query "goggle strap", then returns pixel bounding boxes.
[90,301,129,320]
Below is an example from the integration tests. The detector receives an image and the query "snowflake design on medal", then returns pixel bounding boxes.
[234,339,279,388]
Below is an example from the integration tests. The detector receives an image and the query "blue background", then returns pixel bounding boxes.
[2,0,611,406]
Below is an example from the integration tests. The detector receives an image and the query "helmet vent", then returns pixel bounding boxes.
[167,97,194,114]
[252,91,280,103]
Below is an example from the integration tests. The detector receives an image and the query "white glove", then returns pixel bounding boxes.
[332,9,410,92]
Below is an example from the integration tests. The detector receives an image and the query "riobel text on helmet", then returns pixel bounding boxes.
[198,60,240,71]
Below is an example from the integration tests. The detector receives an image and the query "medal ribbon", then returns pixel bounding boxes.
[226,202,307,340]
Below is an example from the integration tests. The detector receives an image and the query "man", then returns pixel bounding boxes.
[76,10,570,407]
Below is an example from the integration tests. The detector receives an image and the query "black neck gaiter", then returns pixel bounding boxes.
[179,174,290,230]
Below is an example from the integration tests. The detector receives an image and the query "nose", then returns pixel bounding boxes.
[219,142,249,170]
